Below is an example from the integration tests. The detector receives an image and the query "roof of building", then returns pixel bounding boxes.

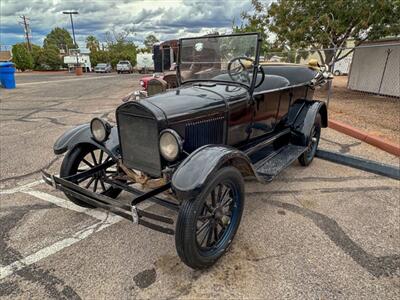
[0,50,12,62]
[362,37,400,45]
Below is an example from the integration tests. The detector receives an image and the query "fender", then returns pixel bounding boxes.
[288,99,328,146]
[53,124,120,158]
[171,145,256,201]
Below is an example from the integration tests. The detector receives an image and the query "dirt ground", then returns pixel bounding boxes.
[314,76,400,144]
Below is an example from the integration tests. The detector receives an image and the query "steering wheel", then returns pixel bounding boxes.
[227,57,265,88]
[227,57,254,84]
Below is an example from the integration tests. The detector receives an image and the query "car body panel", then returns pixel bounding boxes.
[53,124,120,158]
[171,144,256,200]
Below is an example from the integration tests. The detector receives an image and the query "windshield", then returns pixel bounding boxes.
[97,64,106,67]
[119,61,129,64]
[179,33,259,86]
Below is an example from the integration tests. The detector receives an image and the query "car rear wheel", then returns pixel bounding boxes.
[298,113,321,166]
[60,145,123,207]
[175,167,244,269]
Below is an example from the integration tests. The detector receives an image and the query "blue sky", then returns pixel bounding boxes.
[0,0,269,49]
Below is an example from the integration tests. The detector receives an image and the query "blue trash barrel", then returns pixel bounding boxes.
[0,62,16,89]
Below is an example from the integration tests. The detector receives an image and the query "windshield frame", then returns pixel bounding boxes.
[177,32,261,93]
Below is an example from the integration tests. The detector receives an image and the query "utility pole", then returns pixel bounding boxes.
[19,15,32,52]
[62,11,80,70]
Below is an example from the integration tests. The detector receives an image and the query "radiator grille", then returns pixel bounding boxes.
[184,117,224,152]
[117,111,161,177]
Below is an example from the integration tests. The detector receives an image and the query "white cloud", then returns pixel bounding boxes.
[0,0,263,49]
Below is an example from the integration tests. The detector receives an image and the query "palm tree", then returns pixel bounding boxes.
[86,35,99,52]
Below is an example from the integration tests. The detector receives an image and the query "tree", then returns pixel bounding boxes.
[239,0,400,68]
[104,28,137,67]
[43,27,74,52]
[90,50,110,67]
[43,45,63,70]
[31,44,46,70]
[86,35,99,53]
[143,34,159,52]
[12,43,33,71]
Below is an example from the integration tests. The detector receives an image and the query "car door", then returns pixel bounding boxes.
[249,90,283,139]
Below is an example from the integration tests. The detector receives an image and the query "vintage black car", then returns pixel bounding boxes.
[42,33,330,269]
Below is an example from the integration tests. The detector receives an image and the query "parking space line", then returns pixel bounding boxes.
[1,180,155,280]
[0,219,119,280]
[0,179,44,195]
[18,75,118,86]
[23,189,122,222]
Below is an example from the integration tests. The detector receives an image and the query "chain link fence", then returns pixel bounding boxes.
[262,42,400,96]
[260,42,400,143]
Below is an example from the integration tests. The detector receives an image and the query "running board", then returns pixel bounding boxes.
[255,144,307,181]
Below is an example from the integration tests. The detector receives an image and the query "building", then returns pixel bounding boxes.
[0,50,12,62]
[347,38,400,98]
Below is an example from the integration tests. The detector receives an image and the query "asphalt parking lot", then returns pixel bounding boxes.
[1,72,399,299]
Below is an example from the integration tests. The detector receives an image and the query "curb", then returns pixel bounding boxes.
[328,120,400,157]
[316,150,400,180]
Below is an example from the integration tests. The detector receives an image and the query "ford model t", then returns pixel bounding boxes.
[43,33,330,269]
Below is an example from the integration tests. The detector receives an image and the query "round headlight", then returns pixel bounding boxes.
[140,80,144,86]
[159,130,182,162]
[90,118,111,143]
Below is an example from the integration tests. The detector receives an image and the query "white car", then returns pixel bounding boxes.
[333,56,352,76]
[117,61,133,74]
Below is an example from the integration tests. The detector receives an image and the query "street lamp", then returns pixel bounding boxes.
[62,11,78,48]
[62,11,80,74]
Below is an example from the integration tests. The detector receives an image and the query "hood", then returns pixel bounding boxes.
[142,83,248,121]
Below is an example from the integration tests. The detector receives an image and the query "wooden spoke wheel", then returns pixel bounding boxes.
[60,145,122,207]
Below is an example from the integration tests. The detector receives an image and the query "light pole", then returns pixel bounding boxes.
[62,11,80,73]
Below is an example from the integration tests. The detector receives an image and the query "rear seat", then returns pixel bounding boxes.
[254,75,290,93]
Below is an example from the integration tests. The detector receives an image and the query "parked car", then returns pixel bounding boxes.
[333,56,352,76]
[117,60,133,73]
[94,63,112,73]
[42,33,331,269]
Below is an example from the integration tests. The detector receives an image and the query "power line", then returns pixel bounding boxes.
[19,15,32,52]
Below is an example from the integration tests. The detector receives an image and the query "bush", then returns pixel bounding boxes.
[12,43,33,71]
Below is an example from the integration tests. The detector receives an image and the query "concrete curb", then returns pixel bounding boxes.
[328,120,400,157]
[316,149,400,180]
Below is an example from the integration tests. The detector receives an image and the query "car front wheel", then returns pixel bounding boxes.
[175,166,244,269]
[60,145,123,207]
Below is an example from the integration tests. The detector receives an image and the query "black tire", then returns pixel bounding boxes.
[60,145,122,207]
[298,113,322,166]
[175,167,245,269]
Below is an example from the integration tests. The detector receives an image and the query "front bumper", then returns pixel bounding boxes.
[41,170,177,235]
